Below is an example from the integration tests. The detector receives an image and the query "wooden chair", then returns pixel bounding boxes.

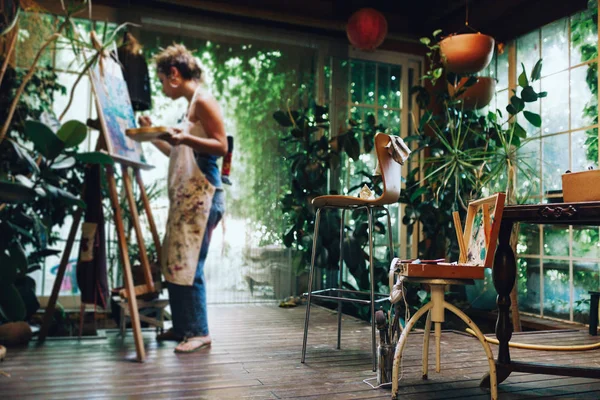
[390,193,506,400]
[301,132,402,372]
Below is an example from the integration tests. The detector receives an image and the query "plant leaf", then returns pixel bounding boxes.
[24,121,65,160]
[57,120,87,148]
[410,186,428,202]
[518,63,529,87]
[344,135,361,161]
[366,113,376,127]
[51,155,77,170]
[513,122,527,138]
[12,243,28,277]
[531,59,543,81]
[6,140,40,174]
[521,86,538,102]
[510,95,525,112]
[523,111,542,127]
[0,284,26,322]
[420,37,431,45]
[74,152,115,165]
[0,249,18,285]
[0,181,37,203]
[273,110,296,127]
[44,184,86,209]
[14,175,34,188]
[506,104,518,115]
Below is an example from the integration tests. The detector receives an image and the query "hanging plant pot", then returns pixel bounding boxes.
[440,33,495,74]
[448,76,496,110]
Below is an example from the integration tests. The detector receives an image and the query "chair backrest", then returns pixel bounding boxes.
[373,132,401,205]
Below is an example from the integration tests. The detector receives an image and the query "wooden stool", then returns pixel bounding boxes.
[119,298,170,336]
[390,277,497,400]
[589,291,600,336]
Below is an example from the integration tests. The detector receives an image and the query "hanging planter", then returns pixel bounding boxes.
[346,8,388,51]
[440,33,495,74]
[448,76,496,110]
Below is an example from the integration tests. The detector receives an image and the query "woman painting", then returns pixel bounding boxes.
[138,44,227,353]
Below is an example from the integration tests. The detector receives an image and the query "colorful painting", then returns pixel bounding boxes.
[89,53,149,168]
[466,206,490,266]
[463,193,506,267]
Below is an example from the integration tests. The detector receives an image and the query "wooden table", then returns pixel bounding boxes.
[482,201,600,387]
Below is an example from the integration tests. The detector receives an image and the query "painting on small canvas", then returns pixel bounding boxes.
[463,193,506,268]
[89,53,148,168]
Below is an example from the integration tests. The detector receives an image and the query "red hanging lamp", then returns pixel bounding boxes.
[346,8,388,51]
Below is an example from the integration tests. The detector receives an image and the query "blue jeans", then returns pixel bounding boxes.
[167,189,225,338]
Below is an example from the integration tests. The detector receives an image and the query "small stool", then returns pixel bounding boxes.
[589,291,600,336]
[119,298,170,336]
[391,278,498,400]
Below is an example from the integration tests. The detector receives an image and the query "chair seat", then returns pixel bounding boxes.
[312,194,385,208]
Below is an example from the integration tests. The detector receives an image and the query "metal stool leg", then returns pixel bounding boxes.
[337,209,346,350]
[301,208,322,364]
[367,206,377,372]
[383,206,394,258]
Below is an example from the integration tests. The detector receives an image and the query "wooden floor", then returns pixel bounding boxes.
[2,304,600,399]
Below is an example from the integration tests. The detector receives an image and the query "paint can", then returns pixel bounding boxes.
[377,343,396,385]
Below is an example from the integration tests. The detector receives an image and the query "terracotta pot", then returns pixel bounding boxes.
[440,33,495,74]
[448,77,495,110]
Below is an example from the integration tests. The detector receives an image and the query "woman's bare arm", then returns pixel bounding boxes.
[151,139,172,157]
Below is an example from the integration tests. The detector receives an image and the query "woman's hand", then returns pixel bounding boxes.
[159,127,188,146]
[138,115,152,127]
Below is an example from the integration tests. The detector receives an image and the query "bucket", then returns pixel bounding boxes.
[377,343,396,385]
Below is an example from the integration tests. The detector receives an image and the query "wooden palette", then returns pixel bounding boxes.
[125,126,168,142]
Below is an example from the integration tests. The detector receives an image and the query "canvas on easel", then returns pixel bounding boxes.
[89,49,150,170]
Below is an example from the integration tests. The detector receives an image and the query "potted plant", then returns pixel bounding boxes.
[439,32,495,74]
[447,75,496,110]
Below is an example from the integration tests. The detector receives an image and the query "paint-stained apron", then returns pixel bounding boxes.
[161,139,216,286]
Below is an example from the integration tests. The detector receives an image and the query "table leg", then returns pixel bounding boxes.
[482,220,516,388]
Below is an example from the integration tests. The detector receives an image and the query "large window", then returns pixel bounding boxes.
[335,50,421,262]
[514,3,599,323]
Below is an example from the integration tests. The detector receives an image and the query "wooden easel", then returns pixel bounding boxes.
[40,34,162,362]
[38,132,161,362]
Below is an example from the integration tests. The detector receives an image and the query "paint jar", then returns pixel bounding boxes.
[377,343,396,386]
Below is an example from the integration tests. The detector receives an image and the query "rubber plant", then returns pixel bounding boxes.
[0,0,120,322]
